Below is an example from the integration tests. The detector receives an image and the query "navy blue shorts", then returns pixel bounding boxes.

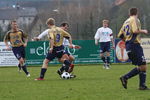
[126,43,146,66]
[12,45,25,60]
[46,45,65,61]
[100,42,110,53]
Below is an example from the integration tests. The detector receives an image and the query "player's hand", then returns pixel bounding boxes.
[142,30,148,34]
[6,45,12,50]
[112,44,115,49]
[33,37,40,41]
[49,48,53,53]
[23,43,27,47]
[69,45,81,49]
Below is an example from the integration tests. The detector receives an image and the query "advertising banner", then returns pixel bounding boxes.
[25,40,115,65]
[0,42,18,66]
[115,39,130,63]
[141,38,150,62]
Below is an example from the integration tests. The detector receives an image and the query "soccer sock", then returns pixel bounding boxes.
[101,56,106,63]
[106,56,110,64]
[64,60,71,72]
[59,64,65,72]
[40,68,47,78]
[139,71,146,87]
[18,64,21,70]
[123,67,140,80]
[22,64,29,75]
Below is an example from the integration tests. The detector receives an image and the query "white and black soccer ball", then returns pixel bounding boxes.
[61,72,70,79]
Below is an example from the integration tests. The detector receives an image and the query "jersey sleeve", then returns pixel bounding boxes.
[60,28,71,39]
[3,32,10,42]
[38,29,49,39]
[118,26,125,39]
[94,29,100,40]
[20,30,28,39]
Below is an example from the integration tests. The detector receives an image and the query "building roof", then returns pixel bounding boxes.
[0,7,37,20]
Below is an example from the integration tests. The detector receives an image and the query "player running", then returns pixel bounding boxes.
[118,7,149,90]
[94,20,114,69]
[3,20,30,77]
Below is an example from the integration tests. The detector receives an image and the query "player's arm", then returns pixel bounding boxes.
[21,30,28,47]
[110,34,115,48]
[118,26,125,41]
[94,29,100,45]
[33,29,49,41]
[3,32,11,50]
[132,17,148,34]
[48,31,54,53]
[61,29,73,46]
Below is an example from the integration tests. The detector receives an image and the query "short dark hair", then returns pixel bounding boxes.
[60,22,69,27]
[129,7,138,16]
[10,20,17,24]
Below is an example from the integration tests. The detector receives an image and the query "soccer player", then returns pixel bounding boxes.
[35,18,74,80]
[33,22,80,75]
[118,7,149,90]
[94,20,114,69]
[3,20,30,77]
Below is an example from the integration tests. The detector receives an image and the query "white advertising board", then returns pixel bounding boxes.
[141,38,150,63]
[0,42,18,66]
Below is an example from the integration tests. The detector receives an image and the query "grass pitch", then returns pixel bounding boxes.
[0,64,150,100]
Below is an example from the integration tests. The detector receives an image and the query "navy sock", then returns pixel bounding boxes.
[22,65,29,75]
[40,68,47,78]
[59,64,65,72]
[101,56,106,63]
[106,56,110,64]
[139,71,146,87]
[18,64,21,69]
[64,60,71,66]
[123,67,140,79]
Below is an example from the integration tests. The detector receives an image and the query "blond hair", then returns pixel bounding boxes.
[102,20,109,24]
[46,18,55,25]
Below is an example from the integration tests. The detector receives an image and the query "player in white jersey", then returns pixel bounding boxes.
[33,22,81,76]
[94,20,114,69]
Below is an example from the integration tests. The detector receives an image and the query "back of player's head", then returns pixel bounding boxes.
[102,20,109,24]
[46,18,55,25]
[129,7,138,16]
[60,22,69,27]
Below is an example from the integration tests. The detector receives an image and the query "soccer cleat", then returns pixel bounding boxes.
[103,63,107,69]
[120,76,128,89]
[34,77,44,81]
[139,86,150,90]
[57,70,63,76]
[70,74,76,79]
[26,73,30,77]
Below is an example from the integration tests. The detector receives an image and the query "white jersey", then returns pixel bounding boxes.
[37,29,70,46]
[63,38,70,46]
[37,29,49,39]
[94,27,113,42]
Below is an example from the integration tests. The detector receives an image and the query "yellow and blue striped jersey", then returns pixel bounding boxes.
[48,26,71,47]
[4,29,28,47]
[118,16,141,43]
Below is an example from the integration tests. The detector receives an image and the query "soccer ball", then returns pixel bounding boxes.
[61,72,70,79]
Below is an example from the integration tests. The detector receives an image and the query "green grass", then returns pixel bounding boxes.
[0,64,150,100]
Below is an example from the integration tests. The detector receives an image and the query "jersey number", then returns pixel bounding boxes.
[124,25,130,35]
[56,34,60,42]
